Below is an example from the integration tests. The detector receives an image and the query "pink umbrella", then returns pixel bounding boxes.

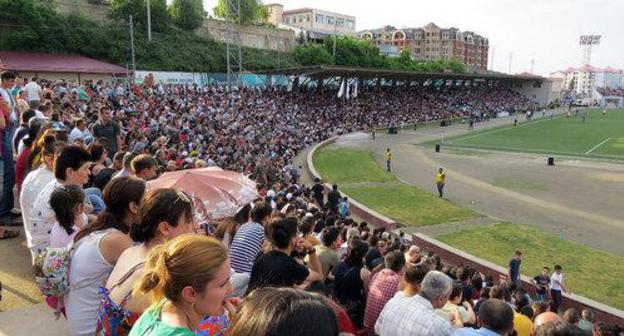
[147,167,258,223]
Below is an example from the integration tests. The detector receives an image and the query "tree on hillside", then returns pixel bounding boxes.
[213,0,268,25]
[293,43,333,66]
[324,36,389,68]
[169,0,205,30]
[109,0,169,31]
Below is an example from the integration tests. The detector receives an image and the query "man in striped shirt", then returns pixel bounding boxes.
[229,202,273,274]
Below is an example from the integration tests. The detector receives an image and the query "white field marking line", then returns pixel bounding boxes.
[446,114,565,144]
[585,137,612,155]
[446,142,624,159]
[401,130,437,136]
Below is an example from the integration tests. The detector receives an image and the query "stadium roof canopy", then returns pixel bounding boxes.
[0,51,128,75]
[254,65,544,82]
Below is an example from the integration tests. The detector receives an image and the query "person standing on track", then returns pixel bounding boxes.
[436,168,446,198]
[385,148,392,172]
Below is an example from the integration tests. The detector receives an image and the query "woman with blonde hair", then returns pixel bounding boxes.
[129,234,239,336]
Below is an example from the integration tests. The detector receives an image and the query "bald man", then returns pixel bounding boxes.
[532,312,562,336]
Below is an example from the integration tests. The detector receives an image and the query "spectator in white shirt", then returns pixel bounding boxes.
[375,270,458,336]
[550,265,567,313]
[20,134,59,259]
[68,118,93,145]
[24,77,42,109]
[27,145,91,261]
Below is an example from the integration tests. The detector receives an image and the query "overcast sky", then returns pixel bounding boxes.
[200,0,623,76]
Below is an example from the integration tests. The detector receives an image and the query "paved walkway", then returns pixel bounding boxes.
[325,110,624,256]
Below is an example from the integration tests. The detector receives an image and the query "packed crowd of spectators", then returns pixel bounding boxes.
[597,87,624,98]
[1,70,619,336]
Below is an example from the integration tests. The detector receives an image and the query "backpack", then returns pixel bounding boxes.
[33,244,74,318]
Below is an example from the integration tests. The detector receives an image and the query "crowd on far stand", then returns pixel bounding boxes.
[1,69,622,336]
[597,87,624,98]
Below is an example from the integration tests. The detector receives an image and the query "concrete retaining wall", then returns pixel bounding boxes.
[306,134,624,328]
[52,0,110,24]
[196,19,295,52]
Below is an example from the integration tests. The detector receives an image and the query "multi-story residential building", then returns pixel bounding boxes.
[358,23,489,70]
[266,4,356,40]
[553,65,624,96]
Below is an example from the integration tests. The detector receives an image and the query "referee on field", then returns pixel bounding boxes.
[385,148,392,172]
[436,168,446,198]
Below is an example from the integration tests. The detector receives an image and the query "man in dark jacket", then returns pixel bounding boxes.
[327,184,341,213]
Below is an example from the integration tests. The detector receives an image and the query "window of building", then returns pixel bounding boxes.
[337,18,345,26]
[347,19,354,27]
[414,48,421,54]
[326,16,335,25]
[442,33,449,39]
[315,14,324,23]
[426,32,430,37]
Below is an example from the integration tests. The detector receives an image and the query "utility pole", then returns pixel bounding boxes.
[236,0,242,87]
[508,52,513,74]
[333,21,337,58]
[129,15,136,83]
[147,0,152,42]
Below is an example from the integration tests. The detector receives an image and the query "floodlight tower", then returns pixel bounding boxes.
[579,34,601,66]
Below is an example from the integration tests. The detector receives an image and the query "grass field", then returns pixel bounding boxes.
[313,148,478,226]
[312,149,395,184]
[437,223,624,310]
[441,108,624,160]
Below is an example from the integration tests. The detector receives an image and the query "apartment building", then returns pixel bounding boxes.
[553,65,624,96]
[267,4,356,40]
[358,23,489,70]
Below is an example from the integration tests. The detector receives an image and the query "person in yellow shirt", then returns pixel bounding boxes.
[385,148,392,172]
[513,308,534,336]
[436,168,446,198]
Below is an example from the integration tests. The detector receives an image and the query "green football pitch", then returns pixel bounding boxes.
[441,108,624,160]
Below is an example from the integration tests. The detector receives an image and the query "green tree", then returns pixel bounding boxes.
[296,31,307,45]
[213,0,268,25]
[109,0,170,32]
[293,43,333,66]
[446,57,467,73]
[324,36,388,68]
[169,0,205,30]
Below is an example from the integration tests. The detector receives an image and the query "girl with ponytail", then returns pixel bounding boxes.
[96,188,196,336]
[64,177,146,336]
[15,118,48,194]
[129,234,239,336]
